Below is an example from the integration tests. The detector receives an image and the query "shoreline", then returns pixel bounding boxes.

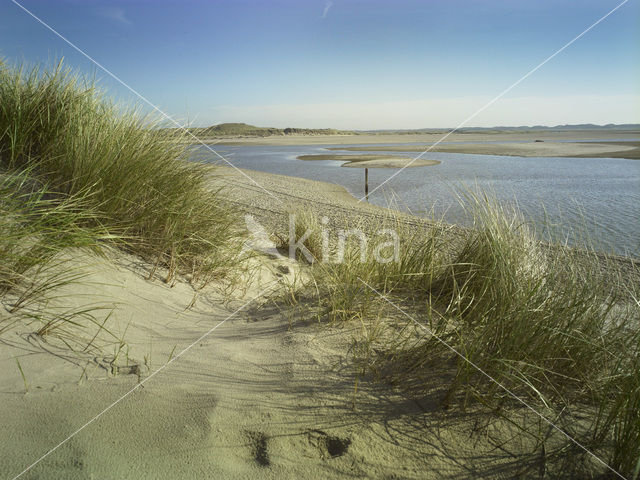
[326,141,640,159]
[210,165,639,266]
[1,164,636,479]
[198,130,640,145]
[183,130,640,159]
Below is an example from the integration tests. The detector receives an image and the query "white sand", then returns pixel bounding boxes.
[1,246,540,479]
[3,165,623,478]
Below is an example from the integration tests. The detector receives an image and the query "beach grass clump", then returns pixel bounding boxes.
[392,194,639,476]
[293,211,445,323]
[429,194,623,405]
[0,168,120,352]
[602,347,640,477]
[0,60,242,286]
[295,190,640,477]
[592,281,640,477]
[434,193,548,322]
[288,210,325,263]
[0,169,106,313]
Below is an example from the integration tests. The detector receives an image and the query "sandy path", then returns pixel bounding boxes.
[0,250,535,479]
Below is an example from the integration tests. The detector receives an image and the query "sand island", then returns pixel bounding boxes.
[297,153,441,168]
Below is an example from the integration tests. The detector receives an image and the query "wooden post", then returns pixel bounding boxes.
[364,168,369,202]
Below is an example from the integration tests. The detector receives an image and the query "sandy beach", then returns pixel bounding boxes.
[2,164,638,479]
[211,130,639,145]
[0,186,525,480]
[328,141,640,159]
[204,165,459,244]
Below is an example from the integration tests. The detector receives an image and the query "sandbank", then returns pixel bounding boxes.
[327,141,640,159]
[200,129,640,149]
[297,153,440,168]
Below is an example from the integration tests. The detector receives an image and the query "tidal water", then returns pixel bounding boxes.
[190,144,640,257]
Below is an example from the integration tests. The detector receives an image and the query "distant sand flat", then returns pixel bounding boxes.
[327,141,640,159]
[297,154,440,168]
[201,130,640,147]
[197,132,640,159]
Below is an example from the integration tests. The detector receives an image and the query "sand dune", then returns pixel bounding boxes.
[0,247,543,479]
[2,167,636,478]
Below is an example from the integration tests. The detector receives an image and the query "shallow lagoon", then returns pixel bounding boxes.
[191,144,640,257]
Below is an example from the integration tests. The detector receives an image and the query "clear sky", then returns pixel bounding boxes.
[1,0,638,129]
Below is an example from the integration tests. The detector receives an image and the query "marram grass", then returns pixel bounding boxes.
[0,168,106,312]
[292,191,639,478]
[0,60,243,287]
[1,60,244,353]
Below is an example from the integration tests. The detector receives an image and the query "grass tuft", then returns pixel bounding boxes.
[0,59,243,287]
[1,59,244,358]
[291,189,640,477]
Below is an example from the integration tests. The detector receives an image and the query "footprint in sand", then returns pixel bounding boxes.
[307,429,351,459]
[245,430,270,467]
[94,356,142,379]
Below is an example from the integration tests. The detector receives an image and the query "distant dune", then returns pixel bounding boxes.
[179,122,354,138]
[172,122,640,140]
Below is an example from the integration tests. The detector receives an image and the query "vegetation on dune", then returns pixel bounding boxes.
[1,58,638,477]
[287,192,640,478]
[0,60,243,286]
[0,60,244,338]
[0,169,104,316]
[183,122,352,138]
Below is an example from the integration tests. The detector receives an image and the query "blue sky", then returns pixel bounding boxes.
[1,0,638,129]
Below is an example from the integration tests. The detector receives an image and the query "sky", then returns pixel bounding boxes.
[0,0,638,129]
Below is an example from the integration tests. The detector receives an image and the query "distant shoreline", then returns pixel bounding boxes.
[326,141,640,160]
[183,130,640,159]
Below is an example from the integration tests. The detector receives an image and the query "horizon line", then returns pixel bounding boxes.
[181,122,640,131]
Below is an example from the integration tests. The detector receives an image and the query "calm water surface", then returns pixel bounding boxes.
[190,144,640,257]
